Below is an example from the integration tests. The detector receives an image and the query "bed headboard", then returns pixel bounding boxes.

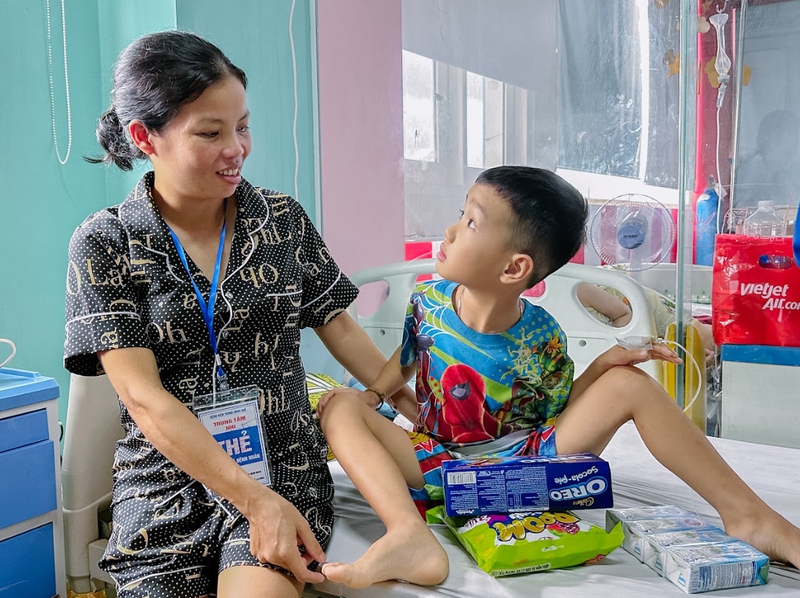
[348,259,657,378]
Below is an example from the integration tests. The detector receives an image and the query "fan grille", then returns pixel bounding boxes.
[589,194,676,272]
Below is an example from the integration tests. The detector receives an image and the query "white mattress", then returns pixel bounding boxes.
[308,422,800,597]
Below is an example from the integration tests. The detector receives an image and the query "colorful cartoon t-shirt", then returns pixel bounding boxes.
[400,279,574,447]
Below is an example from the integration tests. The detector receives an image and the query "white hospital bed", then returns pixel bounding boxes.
[310,423,800,598]
[61,261,800,596]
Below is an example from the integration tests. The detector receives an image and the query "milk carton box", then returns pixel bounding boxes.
[661,540,769,593]
[605,506,713,561]
[442,453,612,517]
[643,528,733,574]
[606,505,692,524]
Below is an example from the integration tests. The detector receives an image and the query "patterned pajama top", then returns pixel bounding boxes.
[63,172,357,554]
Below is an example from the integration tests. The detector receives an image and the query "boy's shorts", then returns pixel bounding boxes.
[408,419,557,517]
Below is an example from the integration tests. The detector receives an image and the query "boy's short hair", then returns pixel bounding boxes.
[475,166,588,287]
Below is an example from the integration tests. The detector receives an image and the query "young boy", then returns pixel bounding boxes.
[317,166,800,589]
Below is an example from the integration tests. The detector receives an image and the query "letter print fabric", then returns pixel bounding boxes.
[64,172,358,562]
[400,279,573,446]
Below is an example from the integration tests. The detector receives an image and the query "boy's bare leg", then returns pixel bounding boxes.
[318,396,449,588]
[555,365,800,569]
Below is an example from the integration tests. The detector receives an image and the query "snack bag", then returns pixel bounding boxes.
[428,506,623,577]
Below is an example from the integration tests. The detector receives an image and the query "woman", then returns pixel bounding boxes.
[64,30,399,598]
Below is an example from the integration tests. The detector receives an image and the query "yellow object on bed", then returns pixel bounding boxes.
[661,321,707,432]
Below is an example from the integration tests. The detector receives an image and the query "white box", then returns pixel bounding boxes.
[661,540,769,593]
[642,528,732,574]
[605,506,710,561]
[721,345,800,449]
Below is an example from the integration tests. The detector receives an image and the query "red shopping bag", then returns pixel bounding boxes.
[712,234,800,347]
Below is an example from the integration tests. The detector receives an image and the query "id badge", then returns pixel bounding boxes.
[193,386,272,487]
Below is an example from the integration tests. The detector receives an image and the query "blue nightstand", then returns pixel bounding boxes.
[0,368,65,598]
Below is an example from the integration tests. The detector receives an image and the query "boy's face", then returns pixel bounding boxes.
[435,183,518,288]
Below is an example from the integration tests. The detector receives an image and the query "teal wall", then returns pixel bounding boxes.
[176,1,319,208]
[0,0,318,432]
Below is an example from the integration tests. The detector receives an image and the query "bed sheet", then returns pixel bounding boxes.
[307,422,800,598]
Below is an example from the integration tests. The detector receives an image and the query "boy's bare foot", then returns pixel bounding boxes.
[321,521,449,588]
[725,510,800,570]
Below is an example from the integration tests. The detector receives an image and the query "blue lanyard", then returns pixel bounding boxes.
[168,200,228,384]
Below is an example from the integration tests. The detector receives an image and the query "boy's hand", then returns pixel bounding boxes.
[316,386,380,417]
[600,343,682,369]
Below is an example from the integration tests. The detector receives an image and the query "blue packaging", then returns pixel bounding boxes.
[695,182,719,267]
[442,453,612,517]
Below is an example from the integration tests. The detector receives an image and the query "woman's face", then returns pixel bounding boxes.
[147,75,251,204]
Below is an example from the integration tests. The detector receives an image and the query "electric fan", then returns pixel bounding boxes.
[588,193,676,276]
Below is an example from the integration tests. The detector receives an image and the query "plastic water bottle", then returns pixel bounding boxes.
[743,200,786,237]
[695,182,718,265]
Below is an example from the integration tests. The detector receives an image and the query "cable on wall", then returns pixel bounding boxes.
[46,0,73,165]
[289,0,300,200]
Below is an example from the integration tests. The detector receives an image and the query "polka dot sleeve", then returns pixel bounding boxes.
[64,210,149,376]
[291,202,359,329]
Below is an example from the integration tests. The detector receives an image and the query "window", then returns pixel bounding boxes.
[466,71,505,168]
[402,50,436,162]
[556,0,681,204]
[401,0,682,242]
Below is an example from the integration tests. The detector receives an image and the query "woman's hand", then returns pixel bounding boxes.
[316,386,379,418]
[242,486,327,584]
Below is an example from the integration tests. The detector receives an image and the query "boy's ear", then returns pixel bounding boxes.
[128,120,156,156]
[501,253,534,286]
